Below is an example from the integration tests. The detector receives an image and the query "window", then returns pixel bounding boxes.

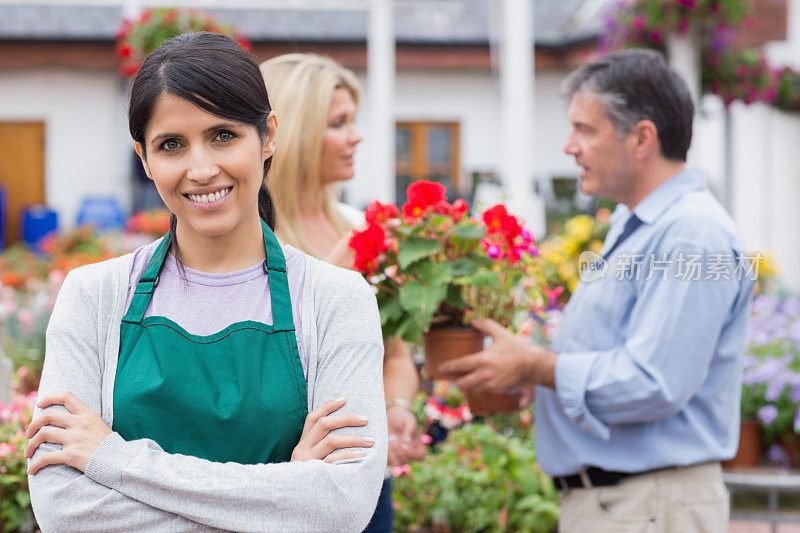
[395,121,461,204]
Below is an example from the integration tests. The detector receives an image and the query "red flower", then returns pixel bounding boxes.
[450,199,468,221]
[365,200,399,225]
[236,35,252,51]
[482,204,521,240]
[163,10,178,24]
[119,62,141,77]
[115,20,132,39]
[139,10,152,23]
[401,180,446,220]
[349,221,388,275]
[116,42,135,59]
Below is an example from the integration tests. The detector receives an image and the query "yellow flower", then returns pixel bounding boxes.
[565,215,593,242]
[559,262,576,281]
[568,278,578,293]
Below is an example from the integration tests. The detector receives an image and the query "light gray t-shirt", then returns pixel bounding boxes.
[124,242,307,374]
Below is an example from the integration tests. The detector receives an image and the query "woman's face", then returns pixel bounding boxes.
[319,87,361,184]
[137,93,276,240]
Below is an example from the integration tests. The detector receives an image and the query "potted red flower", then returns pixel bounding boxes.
[115,8,250,77]
[349,181,552,415]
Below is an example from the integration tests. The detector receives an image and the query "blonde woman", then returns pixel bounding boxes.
[261,53,425,532]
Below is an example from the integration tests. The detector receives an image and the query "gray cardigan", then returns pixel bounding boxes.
[28,245,388,532]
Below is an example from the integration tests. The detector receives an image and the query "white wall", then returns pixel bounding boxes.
[0,67,131,230]
[347,68,577,220]
[727,102,800,292]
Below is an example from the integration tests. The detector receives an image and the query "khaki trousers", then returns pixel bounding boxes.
[558,462,729,533]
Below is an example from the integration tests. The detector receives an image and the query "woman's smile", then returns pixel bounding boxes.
[184,185,234,210]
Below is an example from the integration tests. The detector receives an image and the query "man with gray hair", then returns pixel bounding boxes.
[441,49,754,531]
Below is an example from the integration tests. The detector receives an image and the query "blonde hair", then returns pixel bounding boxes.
[260,53,361,257]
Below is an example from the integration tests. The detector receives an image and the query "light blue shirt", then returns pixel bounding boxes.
[535,168,755,476]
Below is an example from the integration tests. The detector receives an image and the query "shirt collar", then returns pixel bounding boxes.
[631,167,707,225]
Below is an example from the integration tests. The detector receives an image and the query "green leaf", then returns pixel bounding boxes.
[453,270,500,287]
[397,237,442,269]
[399,280,447,330]
[408,260,452,286]
[450,258,477,277]
[453,221,485,240]
[396,315,425,344]
[444,285,465,307]
[377,292,403,326]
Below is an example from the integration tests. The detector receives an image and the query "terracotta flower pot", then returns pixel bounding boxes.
[722,420,762,469]
[423,326,520,416]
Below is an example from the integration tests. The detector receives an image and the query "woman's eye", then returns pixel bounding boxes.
[215,130,236,142]
[160,139,181,152]
[330,119,345,129]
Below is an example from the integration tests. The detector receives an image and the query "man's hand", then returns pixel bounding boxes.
[386,405,427,466]
[438,318,558,394]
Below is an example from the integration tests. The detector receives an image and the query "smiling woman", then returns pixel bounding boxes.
[24,32,387,533]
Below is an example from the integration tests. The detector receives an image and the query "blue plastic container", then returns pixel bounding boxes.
[76,196,125,231]
[22,205,58,250]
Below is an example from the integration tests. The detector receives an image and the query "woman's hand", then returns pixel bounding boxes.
[291,397,374,463]
[24,391,113,475]
[386,405,427,467]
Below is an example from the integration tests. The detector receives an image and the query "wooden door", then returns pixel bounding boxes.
[395,121,460,204]
[0,122,46,247]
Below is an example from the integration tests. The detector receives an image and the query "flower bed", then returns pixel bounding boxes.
[393,409,559,532]
[0,388,37,531]
[742,294,800,465]
[0,209,169,375]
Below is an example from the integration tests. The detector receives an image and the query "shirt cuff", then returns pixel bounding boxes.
[85,432,137,490]
[555,351,610,441]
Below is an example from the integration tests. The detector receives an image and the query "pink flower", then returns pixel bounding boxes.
[632,15,646,31]
[649,30,663,43]
[0,442,16,458]
[392,464,412,477]
[18,309,33,330]
[486,244,501,259]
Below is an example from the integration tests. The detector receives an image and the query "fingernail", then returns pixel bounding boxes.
[334,397,345,403]
[364,437,375,443]
[358,415,369,422]
[354,450,365,456]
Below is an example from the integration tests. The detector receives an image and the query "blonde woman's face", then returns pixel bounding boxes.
[320,88,361,184]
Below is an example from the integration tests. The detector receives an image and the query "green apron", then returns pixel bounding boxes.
[113,220,307,464]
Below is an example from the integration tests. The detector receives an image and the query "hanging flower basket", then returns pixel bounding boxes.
[115,8,251,77]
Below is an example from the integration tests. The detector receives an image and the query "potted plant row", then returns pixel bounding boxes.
[348,181,553,415]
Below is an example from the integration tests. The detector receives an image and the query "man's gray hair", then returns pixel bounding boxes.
[561,76,641,139]
[559,49,695,161]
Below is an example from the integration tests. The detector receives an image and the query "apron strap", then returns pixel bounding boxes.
[261,220,295,330]
[123,232,173,324]
[123,223,294,330]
